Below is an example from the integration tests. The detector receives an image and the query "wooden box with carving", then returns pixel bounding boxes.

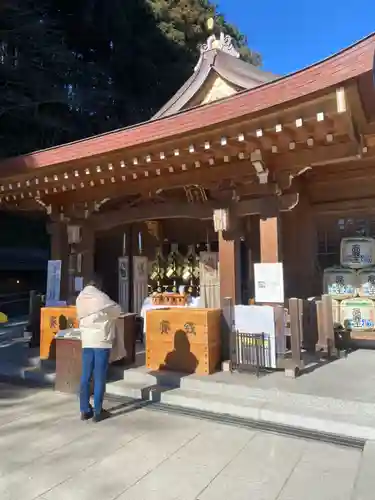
[151,294,187,306]
[146,308,221,375]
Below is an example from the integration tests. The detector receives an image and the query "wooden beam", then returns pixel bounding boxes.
[271,141,359,170]
[307,156,374,177]
[345,83,368,133]
[309,165,375,185]
[36,143,357,207]
[310,181,375,205]
[92,194,299,232]
[45,161,260,206]
[313,197,375,216]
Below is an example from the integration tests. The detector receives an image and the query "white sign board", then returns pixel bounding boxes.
[46,260,62,306]
[74,276,84,292]
[254,262,284,303]
[234,305,277,368]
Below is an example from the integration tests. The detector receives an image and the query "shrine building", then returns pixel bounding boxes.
[0,31,375,312]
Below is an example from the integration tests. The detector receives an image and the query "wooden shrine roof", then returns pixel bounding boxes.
[153,48,277,119]
[0,32,373,179]
[0,33,374,217]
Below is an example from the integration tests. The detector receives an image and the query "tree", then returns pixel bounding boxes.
[0,1,89,157]
[0,0,261,158]
[149,0,260,65]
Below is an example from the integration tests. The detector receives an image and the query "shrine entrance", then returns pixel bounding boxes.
[95,217,219,309]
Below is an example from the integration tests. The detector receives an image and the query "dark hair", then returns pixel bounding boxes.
[87,273,103,290]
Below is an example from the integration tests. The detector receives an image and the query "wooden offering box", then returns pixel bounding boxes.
[40,307,78,360]
[146,308,221,375]
[41,307,137,364]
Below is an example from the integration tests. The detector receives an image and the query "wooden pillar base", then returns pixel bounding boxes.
[260,215,281,263]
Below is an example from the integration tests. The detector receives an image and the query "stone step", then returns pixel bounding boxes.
[27,355,42,367]
[119,366,185,388]
[0,361,56,386]
[181,376,274,401]
[117,368,375,420]
[352,441,375,499]
[106,380,153,400]
[179,376,375,419]
[157,387,375,442]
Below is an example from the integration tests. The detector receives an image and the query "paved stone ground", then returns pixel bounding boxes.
[0,383,366,500]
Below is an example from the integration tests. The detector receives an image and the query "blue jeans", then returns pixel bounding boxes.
[80,348,110,415]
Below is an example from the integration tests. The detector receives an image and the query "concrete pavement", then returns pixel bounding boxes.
[0,383,372,500]
[4,320,375,444]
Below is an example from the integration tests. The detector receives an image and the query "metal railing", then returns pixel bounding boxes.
[0,291,32,319]
[231,331,271,376]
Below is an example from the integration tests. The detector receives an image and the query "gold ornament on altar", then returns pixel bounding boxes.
[145,220,161,240]
[184,185,207,204]
[182,245,199,294]
[165,244,182,279]
[149,247,165,293]
[150,247,165,281]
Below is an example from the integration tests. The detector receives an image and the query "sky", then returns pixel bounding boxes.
[218,0,374,75]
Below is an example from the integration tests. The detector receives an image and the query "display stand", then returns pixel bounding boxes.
[199,252,220,308]
[118,256,130,313]
[133,255,148,314]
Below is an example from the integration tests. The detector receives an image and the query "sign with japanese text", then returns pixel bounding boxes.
[46,260,62,306]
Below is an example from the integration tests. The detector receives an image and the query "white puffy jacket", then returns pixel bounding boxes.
[76,285,121,349]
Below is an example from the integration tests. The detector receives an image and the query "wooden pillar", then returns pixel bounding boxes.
[80,223,95,286]
[260,213,281,263]
[47,221,69,300]
[218,229,241,306]
[218,226,241,363]
[282,188,317,298]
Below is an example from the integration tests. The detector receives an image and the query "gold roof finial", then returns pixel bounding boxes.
[196,16,239,68]
[206,17,215,32]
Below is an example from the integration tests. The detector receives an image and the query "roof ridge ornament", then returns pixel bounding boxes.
[199,32,240,59]
[194,17,240,71]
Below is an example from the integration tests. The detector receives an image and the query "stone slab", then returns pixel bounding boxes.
[351,440,375,500]
[0,383,364,500]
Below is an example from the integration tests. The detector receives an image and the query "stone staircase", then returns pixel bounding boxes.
[0,320,56,385]
[105,366,375,444]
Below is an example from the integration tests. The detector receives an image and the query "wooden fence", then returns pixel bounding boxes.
[225,295,341,377]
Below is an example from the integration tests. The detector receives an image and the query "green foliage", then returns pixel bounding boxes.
[0,0,261,159]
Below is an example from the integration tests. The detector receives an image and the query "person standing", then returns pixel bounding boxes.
[76,277,121,422]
